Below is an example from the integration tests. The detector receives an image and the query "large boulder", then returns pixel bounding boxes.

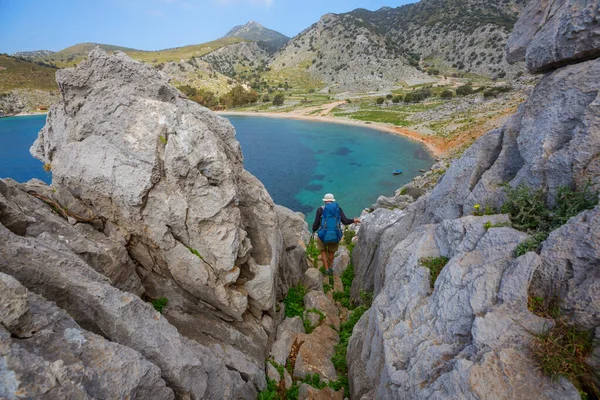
[347,217,580,399]
[31,48,283,322]
[275,205,310,299]
[0,272,174,399]
[506,0,600,72]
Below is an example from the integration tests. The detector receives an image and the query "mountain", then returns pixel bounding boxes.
[269,0,526,91]
[269,12,431,92]
[223,21,290,52]
[12,50,55,59]
[345,0,527,78]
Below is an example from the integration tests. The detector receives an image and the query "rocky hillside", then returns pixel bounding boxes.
[223,21,290,53]
[347,0,600,398]
[12,49,55,59]
[0,48,311,397]
[0,54,59,116]
[270,13,431,92]
[201,41,269,77]
[349,0,526,79]
[269,0,526,92]
[157,56,237,95]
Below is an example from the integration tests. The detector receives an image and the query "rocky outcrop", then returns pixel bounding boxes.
[0,47,308,397]
[0,89,59,117]
[507,0,600,72]
[348,0,600,398]
[0,272,174,399]
[202,41,270,77]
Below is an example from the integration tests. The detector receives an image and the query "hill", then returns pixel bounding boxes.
[0,54,57,92]
[223,21,290,52]
[34,43,138,68]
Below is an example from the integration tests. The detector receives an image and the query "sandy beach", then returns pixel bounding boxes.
[218,107,444,158]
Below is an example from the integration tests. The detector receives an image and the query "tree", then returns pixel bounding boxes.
[440,90,454,100]
[273,93,285,106]
[376,97,385,105]
[220,85,259,108]
[386,94,393,99]
[392,95,402,103]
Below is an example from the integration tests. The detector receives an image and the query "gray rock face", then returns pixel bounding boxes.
[0,272,174,400]
[347,217,579,399]
[31,48,283,322]
[270,316,305,366]
[276,205,310,299]
[303,268,324,292]
[0,223,258,398]
[538,205,600,330]
[507,0,600,72]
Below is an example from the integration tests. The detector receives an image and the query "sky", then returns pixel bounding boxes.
[0,0,415,54]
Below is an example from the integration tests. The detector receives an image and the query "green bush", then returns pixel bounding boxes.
[376,97,385,105]
[456,85,474,96]
[419,257,450,289]
[392,95,403,103]
[306,236,320,266]
[502,183,598,257]
[483,85,512,98]
[440,90,453,99]
[273,92,285,106]
[284,285,307,318]
[152,297,168,313]
[386,94,393,99]
[257,378,279,400]
[404,89,432,103]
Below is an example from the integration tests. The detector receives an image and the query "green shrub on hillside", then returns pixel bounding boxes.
[392,95,403,103]
[456,85,474,96]
[273,92,285,106]
[440,90,454,99]
[283,284,307,318]
[376,97,385,105]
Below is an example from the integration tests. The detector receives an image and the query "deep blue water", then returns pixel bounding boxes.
[0,114,433,217]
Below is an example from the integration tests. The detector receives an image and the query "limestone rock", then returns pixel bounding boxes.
[284,369,293,389]
[0,273,31,336]
[266,362,281,382]
[537,205,600,330]
[304,291,340,330]
[276,205,310,299]
[0,223,257,398]
[30,48,283,322]
[507,0,600,72]
[294,325,339,382]
[0,179,143,295]
[270,316,305,366]
[348,216,579,399]
[298,383,344,400]
[332,246,350,276]
[0,272,173,400]
[303,268,324,292]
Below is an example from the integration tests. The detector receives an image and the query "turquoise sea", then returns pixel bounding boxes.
[0,114,433,217]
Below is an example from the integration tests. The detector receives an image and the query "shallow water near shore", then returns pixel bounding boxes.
[0,114,433,217]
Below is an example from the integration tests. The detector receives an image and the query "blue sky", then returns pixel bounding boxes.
[0,0,415,54]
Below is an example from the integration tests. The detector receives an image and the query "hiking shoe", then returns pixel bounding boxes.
[326,268,334,276]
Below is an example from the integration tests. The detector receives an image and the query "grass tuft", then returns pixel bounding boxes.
[419,256,450,289]
[531,321,598,399]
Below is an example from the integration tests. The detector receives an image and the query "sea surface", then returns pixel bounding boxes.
[0,114,434,217]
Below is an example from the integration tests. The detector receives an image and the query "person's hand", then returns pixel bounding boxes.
[354,218,361,223]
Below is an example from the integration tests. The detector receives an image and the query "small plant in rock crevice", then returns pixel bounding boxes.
[530,321,598,399]
[419,256,450,289]
[501,183,598,257]
[151,297,168,313]
[305,237,320,266]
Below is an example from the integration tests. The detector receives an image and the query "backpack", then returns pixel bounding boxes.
[317,202,343,244]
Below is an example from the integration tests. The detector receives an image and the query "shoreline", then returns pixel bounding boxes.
[2,112,49,118]
[218,110,443,158]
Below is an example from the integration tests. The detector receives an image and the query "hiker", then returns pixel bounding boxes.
[312,193,360,274]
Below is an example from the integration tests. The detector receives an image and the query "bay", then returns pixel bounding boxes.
[0,114,434,217]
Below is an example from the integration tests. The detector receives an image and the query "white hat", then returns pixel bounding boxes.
[322,193,336,202]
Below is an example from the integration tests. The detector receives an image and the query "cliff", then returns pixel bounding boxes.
[0,48,309,398]
[347,0,600,398]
